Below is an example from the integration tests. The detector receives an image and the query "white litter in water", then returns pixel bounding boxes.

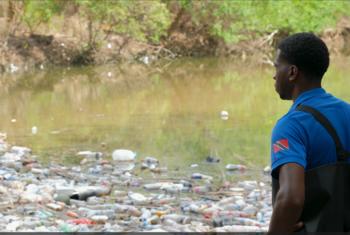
[220,110,229,120]
[31,126,38,135]
[141,56,149,65]
[112,149,136,161]
[9,64,19,73]
[40,64,44,70]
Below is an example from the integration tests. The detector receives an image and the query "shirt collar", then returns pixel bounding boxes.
[290,88,326,111]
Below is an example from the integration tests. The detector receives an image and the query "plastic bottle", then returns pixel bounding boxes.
[162,214,191,224]
[143,156,159,164]
[68,218,96,225]
[193,185,211,194]
[147,215,160,225]
[225,164,246,171]
[160,183,184,194]
[91,215,108,224]
[191,173,213,180]
[143,182,165,190]
[70,186,110,201]
[139,208,152,222]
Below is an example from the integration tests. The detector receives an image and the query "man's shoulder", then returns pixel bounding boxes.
[322,91,350,108]
[273,113,304,135]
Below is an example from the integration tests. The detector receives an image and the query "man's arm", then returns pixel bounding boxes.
[268,163,305,233]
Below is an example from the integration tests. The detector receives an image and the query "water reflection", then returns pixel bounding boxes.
[0,58,348,169]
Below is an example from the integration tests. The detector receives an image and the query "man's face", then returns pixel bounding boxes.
[273,49,295,100]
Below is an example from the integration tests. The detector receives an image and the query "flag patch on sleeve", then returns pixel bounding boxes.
[273,138,289,153]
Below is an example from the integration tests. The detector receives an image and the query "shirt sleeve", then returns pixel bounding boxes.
[271,117,307,179]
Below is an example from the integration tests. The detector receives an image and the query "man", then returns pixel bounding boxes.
[268,33,350,233]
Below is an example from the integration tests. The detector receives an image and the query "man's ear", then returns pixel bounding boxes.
[288,65,298,81]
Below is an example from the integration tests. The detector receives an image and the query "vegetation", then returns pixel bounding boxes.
[4,0,348,44]
[179,0,350,42]
[0,0,349,64]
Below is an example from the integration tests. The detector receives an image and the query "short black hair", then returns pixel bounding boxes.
[278,32,329,79]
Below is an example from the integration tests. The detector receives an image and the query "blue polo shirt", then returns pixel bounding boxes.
[271,88,350,178]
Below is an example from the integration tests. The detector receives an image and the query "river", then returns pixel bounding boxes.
[0,57,349,177]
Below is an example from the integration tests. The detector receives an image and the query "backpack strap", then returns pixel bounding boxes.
[296,104,350,162]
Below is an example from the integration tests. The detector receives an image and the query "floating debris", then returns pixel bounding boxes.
[112,149,136,161]
[225,164,246,171]
[31,126,38,135]
[9,63,19,73]
[220,110,229,120]
[0,132,272,232]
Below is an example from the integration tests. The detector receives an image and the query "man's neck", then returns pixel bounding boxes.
[292,82,322,102]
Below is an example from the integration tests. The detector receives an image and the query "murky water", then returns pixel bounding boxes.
[0,58,349,172]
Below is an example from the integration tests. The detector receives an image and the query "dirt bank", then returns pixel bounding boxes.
[0,3,350,74]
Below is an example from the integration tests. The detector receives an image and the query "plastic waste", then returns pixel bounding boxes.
[206,156,220,163]
[77,151,103,160]
[263,165,271,174]
[143,156,159,165]
[91,215,108,224]
[46,203,64,211]
[66,211,79,218]
[0,137,272,232]
[31,126,38,135]
[160,183,184,194]
[70,186,111,201]
[150,167,167,173]
[128,192,148,204]
[69,218,96,225]
[193,185,211,194]
[220,110,229,120]
[191,173,213,180]
[225,164,246,171]
[112,149,136,161]
[140,208,152,223]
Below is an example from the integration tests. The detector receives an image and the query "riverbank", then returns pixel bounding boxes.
[1,2,350,74]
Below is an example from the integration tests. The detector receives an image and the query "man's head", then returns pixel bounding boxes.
[273,32,330,100]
